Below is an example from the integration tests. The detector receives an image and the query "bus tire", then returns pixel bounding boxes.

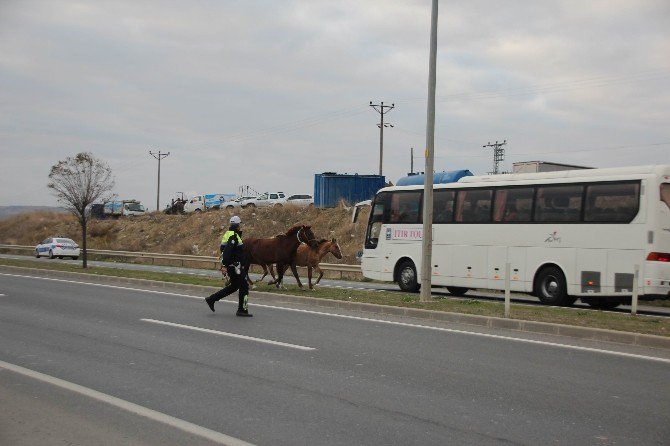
[447,286,469,297]
[397,260,420,293]
[534,266,573,306]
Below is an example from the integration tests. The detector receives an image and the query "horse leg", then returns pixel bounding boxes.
[266,264,277,285]
[273,263,284,288]
[307,266,313,290]
[315,265,324,285]
[290,262,303,289]
[258,264,269,283]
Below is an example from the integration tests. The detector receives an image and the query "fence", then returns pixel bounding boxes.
[0,244,362,279]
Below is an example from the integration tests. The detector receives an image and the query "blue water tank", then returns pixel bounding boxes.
[314,173,386,208]
[396,169,473,186]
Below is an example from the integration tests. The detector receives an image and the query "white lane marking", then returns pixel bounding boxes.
[141,318,315,351]
[0,359,255,446]
[2,272,669,363]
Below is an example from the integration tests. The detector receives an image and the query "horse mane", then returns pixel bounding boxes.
[285,225,302,236]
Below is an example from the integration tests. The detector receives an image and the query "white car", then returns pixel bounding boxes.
[220,196,257,210]
[241,192,286,208]
[286,194,314,207]
[35,237,80,260]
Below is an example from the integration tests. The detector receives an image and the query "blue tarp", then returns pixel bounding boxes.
[396,169,473,186]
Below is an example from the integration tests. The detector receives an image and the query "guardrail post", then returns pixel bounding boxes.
[631,264,639,316]
[504,262,511,318]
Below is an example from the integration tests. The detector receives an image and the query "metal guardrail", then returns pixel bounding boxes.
[0,244,362,275]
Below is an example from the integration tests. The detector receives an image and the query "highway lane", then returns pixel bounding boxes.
[2,253,668,316]
[1,273,669,445]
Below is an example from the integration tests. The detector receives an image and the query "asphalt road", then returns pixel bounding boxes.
[2,253,668,316]
[1,272,669,445]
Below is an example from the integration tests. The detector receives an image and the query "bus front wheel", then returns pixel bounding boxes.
[535,266,574,306]
[397,260,420,293]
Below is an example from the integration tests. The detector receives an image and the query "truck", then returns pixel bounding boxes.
[240,192,287,208]
[183,193,237,213]
[103,200,146,218]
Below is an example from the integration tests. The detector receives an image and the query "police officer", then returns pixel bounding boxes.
[205,215,252,317]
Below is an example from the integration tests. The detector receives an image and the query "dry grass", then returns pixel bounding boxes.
[0,204,369,263]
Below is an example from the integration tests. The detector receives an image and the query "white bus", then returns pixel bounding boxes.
[361,165,670,308]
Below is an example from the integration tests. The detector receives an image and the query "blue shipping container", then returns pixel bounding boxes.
[314,173,386,208]
[395,169,473,186]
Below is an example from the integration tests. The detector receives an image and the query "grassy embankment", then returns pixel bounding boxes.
[2,256,668,338]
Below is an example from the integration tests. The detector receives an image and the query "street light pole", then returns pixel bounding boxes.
[420,0,438,302]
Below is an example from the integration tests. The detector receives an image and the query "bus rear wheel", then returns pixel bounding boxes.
[447,286,469,297]
[397,260,420,293]
[535,266,574,306]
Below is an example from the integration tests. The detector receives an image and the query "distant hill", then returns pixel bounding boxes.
[0,206,67,220]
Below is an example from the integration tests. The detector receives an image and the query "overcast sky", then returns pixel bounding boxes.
[1,0,669,209]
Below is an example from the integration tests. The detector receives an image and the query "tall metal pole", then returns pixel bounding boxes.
[369,101,395,176]
[379,107,384,175]
[149,150,170,212]
[411,147,414,174]
[420,0,438,302]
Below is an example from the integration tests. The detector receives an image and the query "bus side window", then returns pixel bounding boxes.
[389,191,422,224]
[456,189,492,223]
[585,182,640,222]
[535,185,583,222]
[660,183,670,210]
[434,190,455,223]
[493,188,533,222]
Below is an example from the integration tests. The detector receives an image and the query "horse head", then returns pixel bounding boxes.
[328,238,343,259]
[299,225,318,248]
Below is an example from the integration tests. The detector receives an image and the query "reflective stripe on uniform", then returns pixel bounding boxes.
[221,230,243,245]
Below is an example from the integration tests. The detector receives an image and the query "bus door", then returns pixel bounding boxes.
[363,192,391,275]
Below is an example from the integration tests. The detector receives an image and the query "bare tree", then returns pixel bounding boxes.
[47,152,114,268]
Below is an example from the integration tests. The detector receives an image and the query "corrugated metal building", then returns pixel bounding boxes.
[512,161,593,173]
[314,173,386,207]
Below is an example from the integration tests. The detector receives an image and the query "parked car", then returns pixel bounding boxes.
[220,196,258,210]
[35,237,80,260]
[286,194,314,207]
[241,192,286,208]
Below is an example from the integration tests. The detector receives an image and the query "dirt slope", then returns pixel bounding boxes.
[0,204,371,264]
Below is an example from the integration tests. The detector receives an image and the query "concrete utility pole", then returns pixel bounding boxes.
[420,0,438,303]
[369,101,395,176]
[411,147,414,174]
[149,150,170,211]
[483,140,507,174]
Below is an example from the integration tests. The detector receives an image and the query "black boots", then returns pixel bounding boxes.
[205,297,215,312]
[236,309,253,317]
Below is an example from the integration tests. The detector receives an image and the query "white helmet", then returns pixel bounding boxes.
[229,215,241,225]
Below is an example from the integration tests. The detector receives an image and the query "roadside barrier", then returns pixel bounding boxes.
[0,244,362,278]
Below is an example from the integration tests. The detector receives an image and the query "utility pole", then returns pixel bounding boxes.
[149,150,170,211]
[483,140,507,174]
[420,0,438,302]
[410,147,414,174]
[369,101,395,176]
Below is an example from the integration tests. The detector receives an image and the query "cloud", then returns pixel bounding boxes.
[0,0,668,208]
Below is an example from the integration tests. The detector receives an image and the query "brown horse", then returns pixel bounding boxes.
[244,225,316,288]
[275,238,343,289]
